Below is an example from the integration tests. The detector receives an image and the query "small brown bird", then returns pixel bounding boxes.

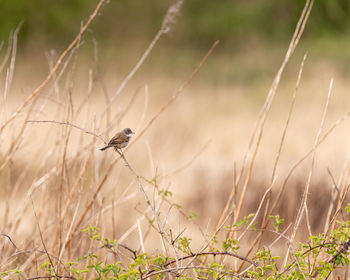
[100,128,135,151]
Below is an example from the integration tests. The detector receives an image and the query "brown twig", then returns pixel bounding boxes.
[161,140,211,177]
[129,40,219,147]
[24,276,76,280]
[144,251,257,279]
[26,120,105,143]
[115,150,172,244]
[285,78,334,266]
[30,197,54,272]
[0,233,18,250]
[277,239,350,279]
[256,52,308,250]
[163,251,258,269]
[144,265,237,279]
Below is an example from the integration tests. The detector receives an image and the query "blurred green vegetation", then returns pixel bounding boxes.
[0,0,350,50]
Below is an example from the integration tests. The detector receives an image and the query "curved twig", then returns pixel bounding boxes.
[26,120,105,143]
[145,251,258,277]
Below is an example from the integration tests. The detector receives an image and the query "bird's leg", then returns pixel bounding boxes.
[117,148,125,158]
[118,149,129,167]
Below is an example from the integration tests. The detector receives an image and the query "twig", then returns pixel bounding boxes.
[137,219,146,254]
[163,251,258,268]
[162,140,211,177]
[144,251,258,279]
[129,40,219,148]
[64,152,125,248]
[58,196,81,263]
[323,168,340,235]
[144,265,237,279]
[277,240,349,279]
[328,182,350,236]
[271,52,308,183]
[237,181,275,242]
[285,78,333,266]
[30,197,54,272]
[116,243,138,259]
[114,149,184,271]
[328,238,350,264]
[248,52,308,257]
[147,266,238,279]
[24,276,76,280]
[7,248,67,269]
[26,120,105,143]
[0,233,18,250]
[115,150,172,245]
[239,224,293,275]
[271,111,350,218]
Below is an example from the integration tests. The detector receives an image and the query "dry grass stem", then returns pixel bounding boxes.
[0,0,105,133]
[284,78,334,266]
[211,1,314,264]
[101,0,184,118]
[26,120,105,143]
[1,0,349,278]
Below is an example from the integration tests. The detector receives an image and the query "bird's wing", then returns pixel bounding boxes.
[109,133,129,145]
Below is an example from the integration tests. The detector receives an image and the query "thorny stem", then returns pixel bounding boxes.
[24,276,76,280]
[145,251,258,277]
[277,240,350,278]
[115,150,172,245]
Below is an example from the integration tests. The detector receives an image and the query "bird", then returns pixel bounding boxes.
[100,128,135,151]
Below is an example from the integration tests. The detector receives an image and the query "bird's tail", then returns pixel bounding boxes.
[100,145,110,151]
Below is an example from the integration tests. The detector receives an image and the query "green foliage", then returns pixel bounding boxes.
[222,238,239,252]
[178,237,192,254]
[1,0,350,48]
[269,214,285,231]
[1,207,348,279]
[158,189,172,198]
[0,269,22,279]
[39,262,56,274]
[232,213,255,227]
[0,0,91,46]
[188,211,197,220]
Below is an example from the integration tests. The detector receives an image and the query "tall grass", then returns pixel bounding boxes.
[0,0,349,279]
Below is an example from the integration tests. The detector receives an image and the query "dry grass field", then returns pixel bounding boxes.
[0,1,349,279]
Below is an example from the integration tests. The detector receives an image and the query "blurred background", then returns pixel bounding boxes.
[1,0,350,254]
[2,0,350,74]
[2,0,350,47]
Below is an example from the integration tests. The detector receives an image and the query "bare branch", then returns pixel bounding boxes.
[26,120,105,143]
